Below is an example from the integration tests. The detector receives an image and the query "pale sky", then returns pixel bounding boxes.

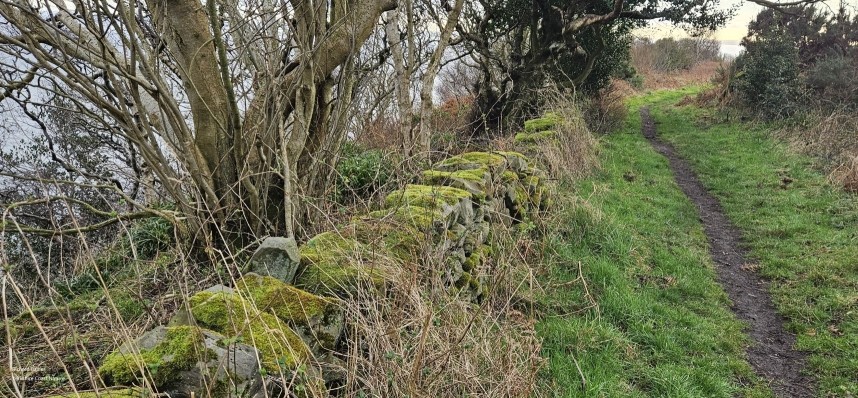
[636,0,858,42]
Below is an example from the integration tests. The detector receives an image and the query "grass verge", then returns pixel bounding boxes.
[645,87,858,396]
[537,99,769,397]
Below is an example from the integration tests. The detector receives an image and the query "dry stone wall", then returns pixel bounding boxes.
[96,149,551,397]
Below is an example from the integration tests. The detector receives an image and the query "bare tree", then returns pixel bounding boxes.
[0,0,396,250]
[385,0,465,160]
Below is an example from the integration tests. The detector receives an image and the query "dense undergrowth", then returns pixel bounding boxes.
[1,90,601,397]
[536,97,770,397]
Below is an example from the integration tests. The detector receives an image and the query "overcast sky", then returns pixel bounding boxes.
[637,0,858,42]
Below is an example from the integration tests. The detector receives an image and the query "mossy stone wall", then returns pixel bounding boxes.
[98,144,552,397]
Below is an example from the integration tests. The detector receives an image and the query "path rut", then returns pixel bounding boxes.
[640,107,813,398]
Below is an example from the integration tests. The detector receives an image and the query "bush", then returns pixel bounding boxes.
[735,34,804,119]
[335,141,393,200]
[807,54,858,106]
[582,83,629,134]
[734,5,858,115]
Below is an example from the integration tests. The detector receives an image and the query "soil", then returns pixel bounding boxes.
[640,107,814,398]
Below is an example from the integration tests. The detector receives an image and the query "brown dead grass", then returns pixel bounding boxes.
[636,61,724,91]
[775,109,858,193]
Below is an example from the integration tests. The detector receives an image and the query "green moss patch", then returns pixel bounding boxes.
[98,326,207,386]
[188,291,310,371]
[367,206,443,232]
[237,274,338,326]
[433,152,509,173]
[423,168,489,183]
[385,184,475,210]
[237,274,343,352]
[296,232,393,298]
[524,114,561,132]
[345,217,426,260]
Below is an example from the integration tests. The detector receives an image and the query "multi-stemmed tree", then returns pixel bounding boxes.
[0,0,397,251]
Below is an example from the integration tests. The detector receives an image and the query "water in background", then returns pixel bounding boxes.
[720,41,744,59]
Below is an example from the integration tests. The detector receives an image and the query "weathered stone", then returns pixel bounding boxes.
[99,326,270,397]
[248,237,300,283]
[237,273,344,355]
[496,151,530,173]
[203,284,235,295]
[295,232,396,298]
[188,290,311,373]
[344,217,427,260]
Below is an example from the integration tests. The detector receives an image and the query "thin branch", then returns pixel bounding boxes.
[0,66,38,102]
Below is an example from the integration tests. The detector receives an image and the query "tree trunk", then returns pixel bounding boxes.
[386,7,416,157]
[416,0,465,159]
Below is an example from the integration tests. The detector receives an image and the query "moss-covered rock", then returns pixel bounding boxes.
[236,273,344,353]
[385,184,476,210]
[523,113,561,132]
[98,325,208,386]
[462,249,485,273]
[514,130,558,144]
[367,205,445,232]
[345,216,426,260]
[453,272,487,302]
[296,232,394,298]
[422,168,491,196]
[98,323,293,398]
[434,152,507,172]
[524,175,550,211]
[188,290,311,372]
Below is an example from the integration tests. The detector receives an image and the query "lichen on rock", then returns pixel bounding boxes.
[98,325,208,386]
[188,290,311,372]
[236,273,344,353]
[295,232,394,298]
[514,130,558,144]
[523,113,561,132]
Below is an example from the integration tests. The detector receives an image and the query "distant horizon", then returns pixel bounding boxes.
[635,0,857,42]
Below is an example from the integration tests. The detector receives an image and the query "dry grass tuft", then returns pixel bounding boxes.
[774,109,858,192]
[639,61,723,91]
[583,83,629,135]
[534,89,600,181]
[338,225,546,397]
[831,155,858,193]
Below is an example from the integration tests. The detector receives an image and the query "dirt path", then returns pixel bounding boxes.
[640,107,814,397]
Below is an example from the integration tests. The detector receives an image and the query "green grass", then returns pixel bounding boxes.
[537,98,770,397]
[643,88,858,397]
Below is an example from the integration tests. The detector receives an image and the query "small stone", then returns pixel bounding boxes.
[248,237,300,283]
